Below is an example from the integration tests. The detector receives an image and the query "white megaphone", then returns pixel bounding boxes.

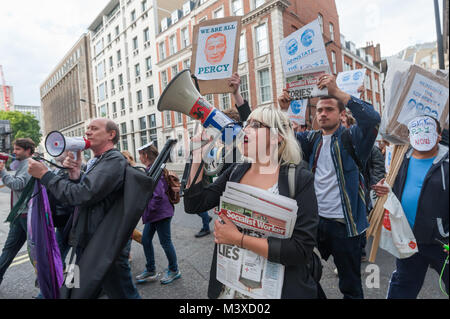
[158,70,243,175]
[45,131,91,160]
[158,69,242,145]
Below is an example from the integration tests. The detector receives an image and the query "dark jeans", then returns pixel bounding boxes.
[198,211,211,232]
[74,239,141,299]
[0,216,27,285]
[318,217,364,299]
[142,217,178,273]
[387,244,449,299]
[101,239,141,299]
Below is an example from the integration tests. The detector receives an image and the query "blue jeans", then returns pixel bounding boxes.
[387,244,449,299]
[142,218,178,273]
[101,239,141,299]
[198,211,211,231]
[317,217,364,299]
[0,216,27,285]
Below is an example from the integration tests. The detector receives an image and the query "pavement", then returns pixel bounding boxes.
[0,183,447,299]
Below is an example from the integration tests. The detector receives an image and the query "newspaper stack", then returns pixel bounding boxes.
[216,182,298,299]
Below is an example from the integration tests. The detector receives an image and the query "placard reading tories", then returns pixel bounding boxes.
[191,17,242,95]
[279,19,331,100]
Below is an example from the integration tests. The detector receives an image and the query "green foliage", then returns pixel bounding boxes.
[0,110,42,145]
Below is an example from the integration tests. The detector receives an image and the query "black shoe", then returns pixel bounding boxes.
[195,229,211,238]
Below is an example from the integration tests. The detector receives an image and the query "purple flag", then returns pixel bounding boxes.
[28,180,64,299]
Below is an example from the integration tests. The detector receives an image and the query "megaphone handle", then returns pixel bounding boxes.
[191,74,201,92]
[72,151,78,161]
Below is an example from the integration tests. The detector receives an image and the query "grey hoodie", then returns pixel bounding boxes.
[1,160,32,215]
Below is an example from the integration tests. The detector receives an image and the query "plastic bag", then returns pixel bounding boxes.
[379,185,418,259]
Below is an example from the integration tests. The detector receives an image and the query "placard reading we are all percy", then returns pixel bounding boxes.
[191,17,242,95]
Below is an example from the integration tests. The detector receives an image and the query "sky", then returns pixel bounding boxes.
[0,0,445,106]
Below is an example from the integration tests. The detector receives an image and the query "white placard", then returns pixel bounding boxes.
[194,22,238,80]
[336,69,366,97]
[397,73,449,125]
[287,99,308,125]
[279,19,330,77]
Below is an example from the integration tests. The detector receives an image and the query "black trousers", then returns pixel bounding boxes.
[318,217,364,299]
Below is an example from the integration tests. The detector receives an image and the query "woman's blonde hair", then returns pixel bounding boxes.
[247,106,302,166]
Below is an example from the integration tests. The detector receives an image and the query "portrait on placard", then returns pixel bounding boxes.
[194,21,238,81]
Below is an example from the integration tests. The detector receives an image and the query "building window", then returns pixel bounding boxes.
[172,64,179,76]
[98,83,106,102]
[118,74,124,86]
[140,132,148,147]
[318,13,323,33]
[183,59,190,70]
[214,7,224,18]
[111,79,115,91]
[139,116,146,130]
[99,104,107,117]
[109,56,114,68]
[149,114,156,128]
[329,22,334,41]
[120,98,126,110]
[181,27,189,49]
[239,34,247,63]
[143,28,150,43]
[146,56,152,71]
[115,26,120,37]
[331,51,336,74]
[169,35,177,55]
[117,50,122,62]
[137,90,143,104]
[112,102,117,113]
[220,94,231,110]
[205,94,214,105]
[141,0,147,12]
[96,61,105,81]
[133,37,138,50]
[176,112,183,124]
[240,75,249,102]
[131,10,136,22]
[148,85,154,100]
[165,111,171,126]
[255,24,268,57]
[254,0,265,9]
[161,70,168,89]
[258,68,271,103]
[232,0,244,15]
[159,42,166,60]
[135,63,141,77]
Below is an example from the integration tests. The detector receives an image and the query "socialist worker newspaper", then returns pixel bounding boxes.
[216,182,298,299]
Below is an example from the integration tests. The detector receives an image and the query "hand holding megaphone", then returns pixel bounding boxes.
[28,158,49,179]
[63,150,82,180]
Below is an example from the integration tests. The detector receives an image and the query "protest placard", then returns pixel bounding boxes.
[279,19,331,100]
[336,68,366,97]
[191,17,242,94]
[287,99,308,125]
[381,61,449,144]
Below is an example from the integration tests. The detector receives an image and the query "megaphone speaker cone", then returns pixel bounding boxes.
[45,131,66,157]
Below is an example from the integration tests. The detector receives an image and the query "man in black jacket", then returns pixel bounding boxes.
[28,118,140,299]
[373,115,449,298]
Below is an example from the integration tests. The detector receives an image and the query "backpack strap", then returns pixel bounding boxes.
[288,163,296,199]
[341,129,364,172]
